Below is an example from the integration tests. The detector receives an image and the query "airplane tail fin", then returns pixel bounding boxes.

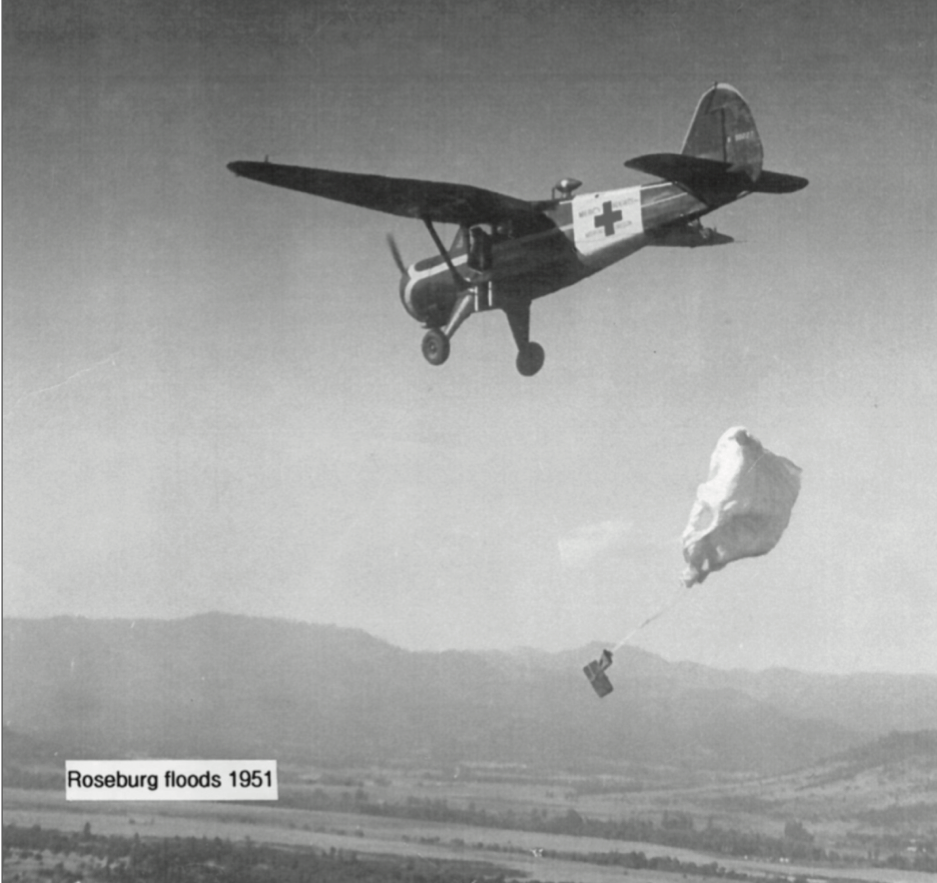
[625,83,807,202]
[681,83,763,179]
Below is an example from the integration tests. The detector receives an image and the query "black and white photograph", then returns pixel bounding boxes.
[3,1,936,881]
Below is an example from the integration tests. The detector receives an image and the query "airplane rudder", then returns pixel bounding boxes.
[681,83,763,177]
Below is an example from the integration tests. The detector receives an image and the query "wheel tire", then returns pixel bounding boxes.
[516,341,545,376]
[421,329,450,366]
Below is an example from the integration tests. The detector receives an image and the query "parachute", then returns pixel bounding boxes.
[680,427,801,587]
[582,427,801,698]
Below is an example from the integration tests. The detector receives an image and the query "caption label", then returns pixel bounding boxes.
[65,760,277,801]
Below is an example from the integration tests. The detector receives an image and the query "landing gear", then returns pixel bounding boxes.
[412,217,544,373]
[421,328,450,366]
[516,342,545,377]
[416,218,485,369]
[504,299,545,377]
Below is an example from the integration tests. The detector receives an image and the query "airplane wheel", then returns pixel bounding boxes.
[516,342,545,377]
[421,328,450,366]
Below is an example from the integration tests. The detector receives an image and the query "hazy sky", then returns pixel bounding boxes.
[4,0,936,674]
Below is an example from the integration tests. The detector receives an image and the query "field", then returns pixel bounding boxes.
[4,757,935,883]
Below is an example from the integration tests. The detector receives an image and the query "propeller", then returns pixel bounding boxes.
[386,234,407,275]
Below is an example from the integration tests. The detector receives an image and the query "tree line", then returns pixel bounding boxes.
[272,788,935,870]
[2,824,509,883]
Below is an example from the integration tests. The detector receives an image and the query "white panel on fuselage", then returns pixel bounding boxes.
[572,186,645,269]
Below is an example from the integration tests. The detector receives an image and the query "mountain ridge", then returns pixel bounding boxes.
[5,613,936,775]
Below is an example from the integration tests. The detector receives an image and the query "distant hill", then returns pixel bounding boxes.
[827,728,937,769]
[713,727,937,832]
[4,614,937,776]
[796,729,937,795]
[1,725,67,762]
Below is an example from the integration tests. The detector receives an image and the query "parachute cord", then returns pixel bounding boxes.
[611,583,692,653]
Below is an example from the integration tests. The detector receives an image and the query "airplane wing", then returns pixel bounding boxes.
[227,161,549,228]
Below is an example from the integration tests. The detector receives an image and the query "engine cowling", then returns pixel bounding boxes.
[399,260,459,327]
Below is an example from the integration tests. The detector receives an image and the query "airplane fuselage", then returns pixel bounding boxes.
[400,180,728,326]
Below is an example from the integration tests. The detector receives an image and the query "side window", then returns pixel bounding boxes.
[468,226,493,271]
[449,227,467,253]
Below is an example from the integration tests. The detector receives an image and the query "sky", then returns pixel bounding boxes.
[4,0,936,675]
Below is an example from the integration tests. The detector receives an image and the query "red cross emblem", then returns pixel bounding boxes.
[594,201,623,236]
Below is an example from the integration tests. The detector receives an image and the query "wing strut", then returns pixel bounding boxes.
[422,217,470,291]
[417,216,478,362]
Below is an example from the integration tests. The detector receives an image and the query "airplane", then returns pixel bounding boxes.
[228,83,807,376]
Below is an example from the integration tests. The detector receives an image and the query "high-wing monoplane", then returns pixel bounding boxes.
[228,84,807,376]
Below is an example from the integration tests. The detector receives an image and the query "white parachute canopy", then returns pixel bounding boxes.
[681,427,802,587]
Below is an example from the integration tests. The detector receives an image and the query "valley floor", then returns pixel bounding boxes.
[3,789,932,883]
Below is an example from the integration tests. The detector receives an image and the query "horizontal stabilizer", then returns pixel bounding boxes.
[748,169,809,193]
[627,152,752,185]
[648,220,734,247]
[625,153,807,197]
